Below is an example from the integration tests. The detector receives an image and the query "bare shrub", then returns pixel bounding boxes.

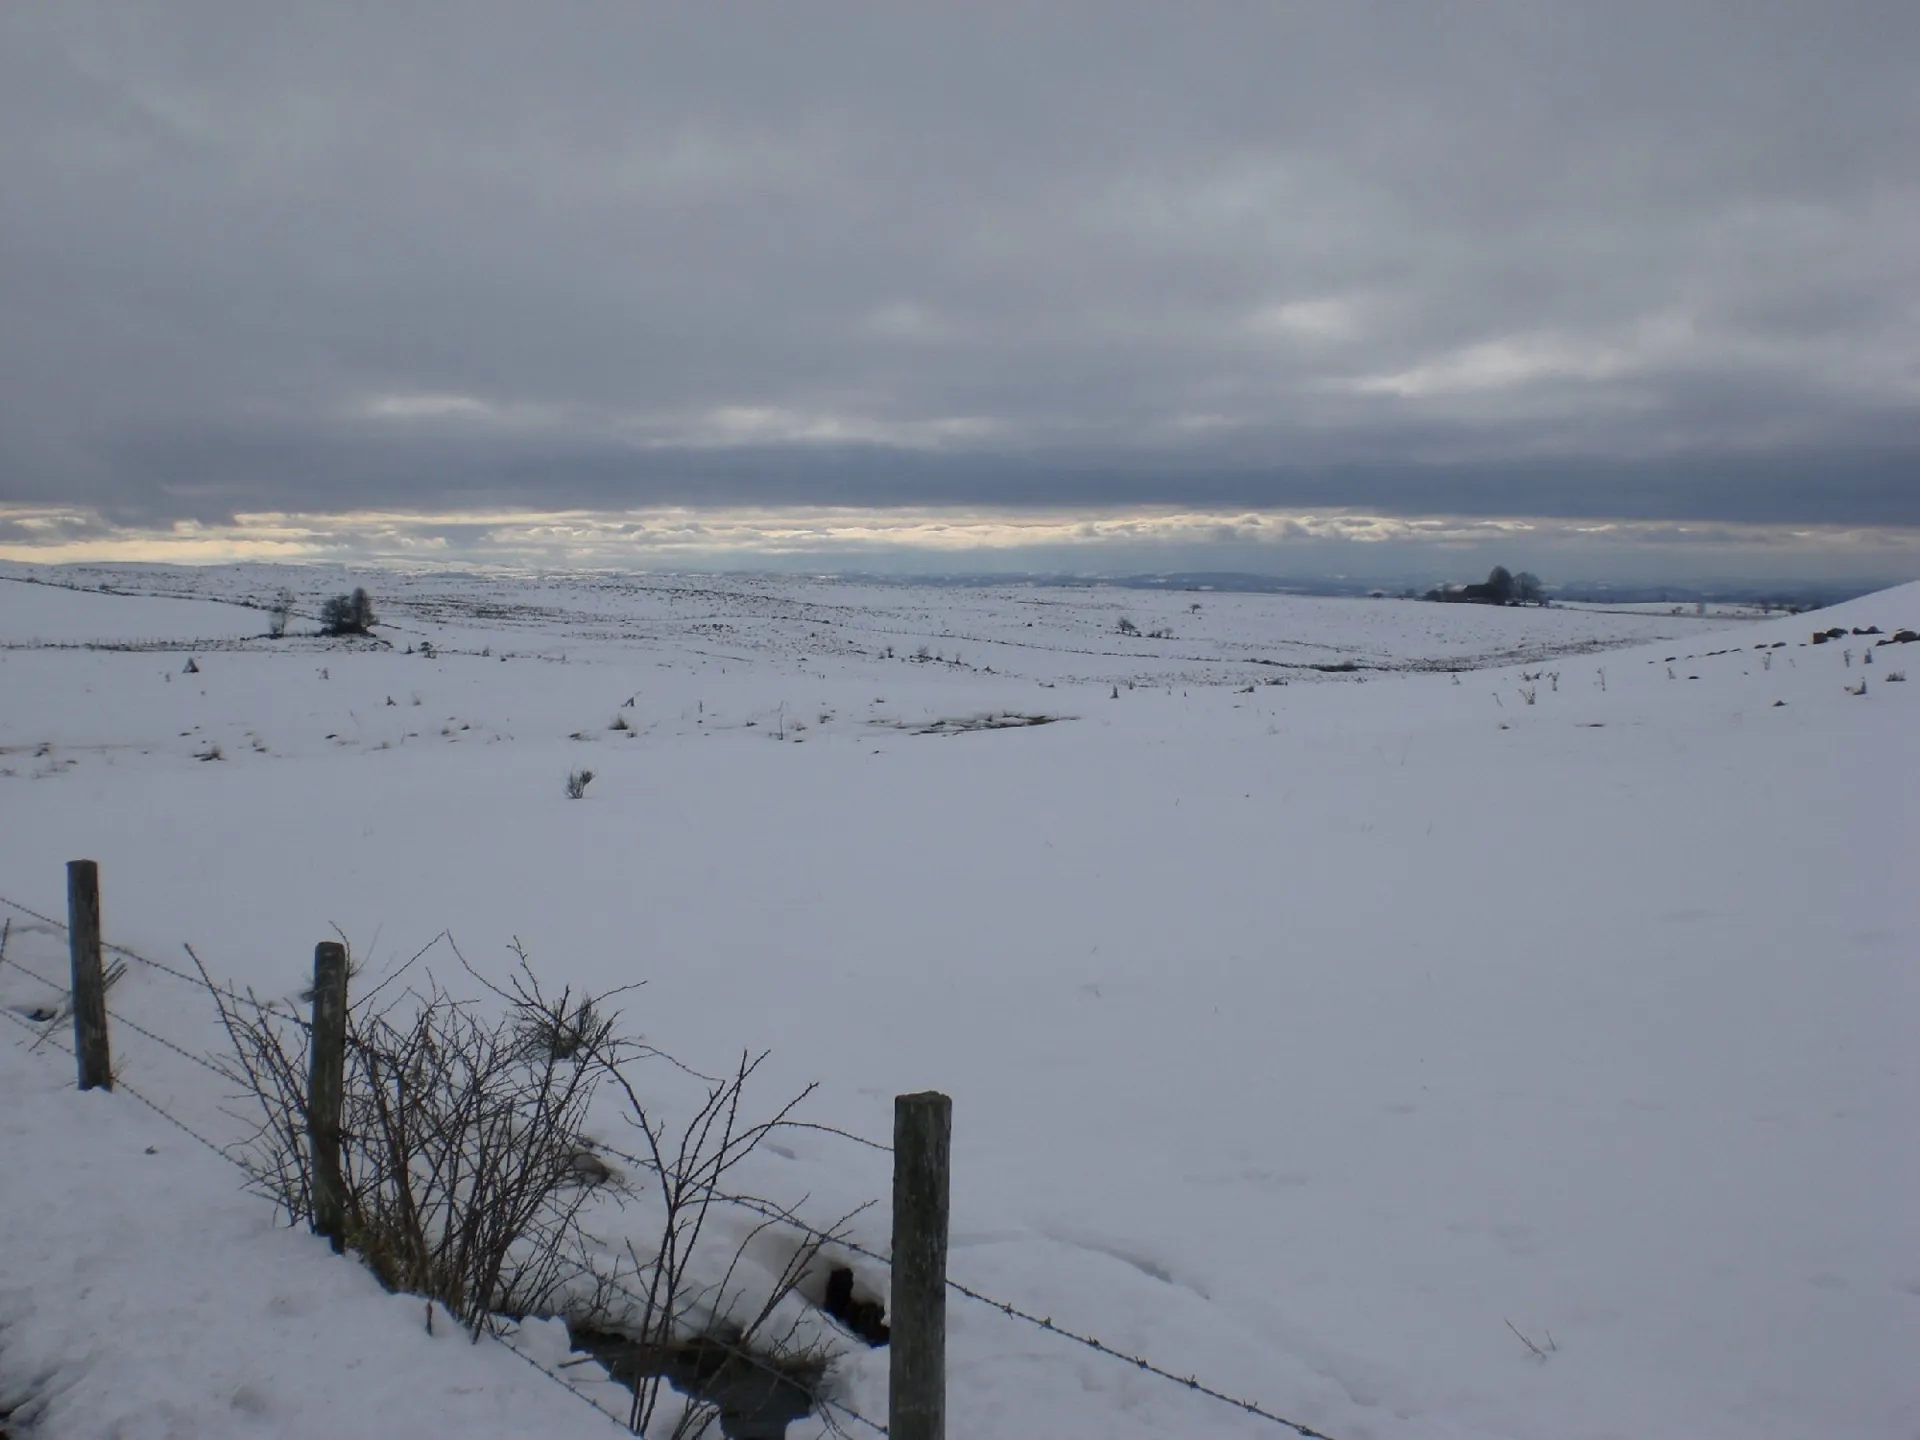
[566,768,595,799]
[588,1050,863,1435]
[195,946,620,1333]
[192,937,850,1408]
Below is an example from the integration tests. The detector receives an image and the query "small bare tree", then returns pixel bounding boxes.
[194,943,625,1333]
[590,1050,859,1436]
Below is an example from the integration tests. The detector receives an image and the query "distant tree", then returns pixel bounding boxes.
[1484,566,1515,604]
[321,587,377,636]
[1513,571,1544,605]
[1116,617,1139,636]
[268,587,296,638]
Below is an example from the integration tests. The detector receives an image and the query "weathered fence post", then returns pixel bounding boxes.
[66,859,112,1092]
[891,1090,951,1440]
[308,940,349,1254]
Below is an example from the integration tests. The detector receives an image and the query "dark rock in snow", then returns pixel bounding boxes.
[823,1266,890,1346]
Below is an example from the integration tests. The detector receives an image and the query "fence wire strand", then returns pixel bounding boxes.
[113,1074,252,1169]
[0,999,72,1051]
[0,890,206,988]
[486,1329,634,1433]
[0,944,229,1081]
[941,1273,1340,1438]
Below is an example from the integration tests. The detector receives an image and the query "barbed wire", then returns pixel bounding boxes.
[0,942,229,1081]
[1,894,897,1142]
[775,1120,892,1154]
[0,939,78,1053]
[486,1327,635,1433]
[107,1006,230,1079]
[0,936,64,995]
[0,892,293,1025]
[0,974,250,1175]
[0,998,72,1051]
[113,1074,252,1170]
[941,1274,1340,1438]
[0,890,206,988]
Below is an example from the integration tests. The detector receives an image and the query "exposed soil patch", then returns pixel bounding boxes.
[568,1326,828,1440]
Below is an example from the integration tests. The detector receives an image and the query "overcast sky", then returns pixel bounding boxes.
[1,3,1916,578]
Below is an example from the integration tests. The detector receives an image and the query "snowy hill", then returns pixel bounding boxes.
[2,566,1914,1439]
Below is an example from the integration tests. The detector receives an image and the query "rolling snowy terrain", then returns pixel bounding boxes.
[1,562,1914,1440]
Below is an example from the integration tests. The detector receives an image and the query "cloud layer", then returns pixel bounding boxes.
[6,501,1914,589]
[1,3,1915,563]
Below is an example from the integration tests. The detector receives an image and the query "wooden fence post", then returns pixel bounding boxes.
[891,1090,951,1440]
[66,859,112,1092]
[308,940,349,1253]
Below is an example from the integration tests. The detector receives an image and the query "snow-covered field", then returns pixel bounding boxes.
[1,562,1914,1440]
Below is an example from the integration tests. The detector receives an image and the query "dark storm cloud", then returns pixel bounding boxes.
[1,2,1915,529]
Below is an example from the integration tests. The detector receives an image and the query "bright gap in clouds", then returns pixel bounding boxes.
[2,504,1915,586]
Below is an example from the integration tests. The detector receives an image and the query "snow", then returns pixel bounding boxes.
[0,573,267,646]
[0,1044,633,1439]
[2,564,1915,1439]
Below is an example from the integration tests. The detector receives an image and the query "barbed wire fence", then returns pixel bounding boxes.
[0,924,256,1171]
[0,889,888,1436]
[0,901,644,1433]
[1,881,1342,1440]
